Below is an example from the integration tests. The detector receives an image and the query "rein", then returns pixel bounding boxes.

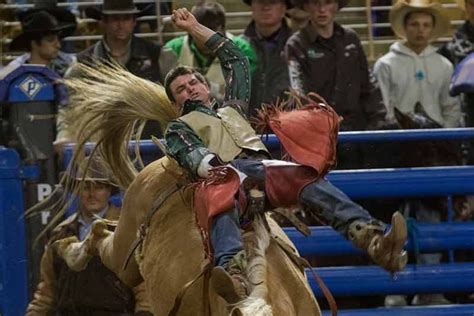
[122,183,182,271]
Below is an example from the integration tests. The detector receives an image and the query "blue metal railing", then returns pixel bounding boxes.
[0,147,37,316]
[62,127,474,165]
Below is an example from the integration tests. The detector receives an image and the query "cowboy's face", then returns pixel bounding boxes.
[404,11,434,49]
[251,0,287,29]
[466,0,474,24]
[102,14,136,41]
[170,73,211,112]
[79,181,112,217]
[304,0,338,28]
[31,33,61,62]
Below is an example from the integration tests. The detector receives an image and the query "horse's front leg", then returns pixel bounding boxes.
[53,220,112,271]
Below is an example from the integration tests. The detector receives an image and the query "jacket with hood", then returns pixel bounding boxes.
[374,42,461,128]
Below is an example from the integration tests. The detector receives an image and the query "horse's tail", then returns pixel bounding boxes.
[234,215,273,316]
[65,61,178,188]
[26,62,177,238]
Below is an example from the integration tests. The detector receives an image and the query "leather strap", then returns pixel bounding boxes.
[272,234,338,316]
[122,184,182,271]
[270,207,311,237]
[168,261,212,316]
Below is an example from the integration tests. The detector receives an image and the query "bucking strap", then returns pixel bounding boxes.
[122,184,182,271]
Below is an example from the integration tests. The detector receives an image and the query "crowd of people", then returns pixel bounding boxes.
[1,0,474,314]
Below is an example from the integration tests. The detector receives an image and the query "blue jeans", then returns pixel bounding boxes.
[210,158,378,267]
[211,206,243,267]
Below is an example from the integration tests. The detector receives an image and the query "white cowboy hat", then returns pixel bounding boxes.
[389,0,451,40]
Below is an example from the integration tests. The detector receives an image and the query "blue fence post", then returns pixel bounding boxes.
[0,147,29,316]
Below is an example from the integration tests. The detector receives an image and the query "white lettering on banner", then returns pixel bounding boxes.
[37,183,52,201]
[41,211,51,225]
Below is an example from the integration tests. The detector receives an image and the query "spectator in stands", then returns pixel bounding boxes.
[78,0,175,82]
[284,0,389,169]
[373,0,461,307]
[164,2,257,103]
[241,0,294,118]
[7,1,77,77]
[55,0,176,146]
[0,10,71,160]
[26,156,152,316]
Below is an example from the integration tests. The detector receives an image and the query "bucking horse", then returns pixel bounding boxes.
[36,63,327,316]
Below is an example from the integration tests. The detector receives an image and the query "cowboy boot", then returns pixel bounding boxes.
[348,211,408,273]
[211,250,249,305]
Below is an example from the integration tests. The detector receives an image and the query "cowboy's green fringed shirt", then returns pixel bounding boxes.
[164,32,251,176]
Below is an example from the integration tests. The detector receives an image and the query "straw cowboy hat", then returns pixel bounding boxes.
[17,0,77,37]
[291,0,349,10]
[10,10,76,51]
[85,0,149,20]
[70,156,119,194]
[389,0,451,40]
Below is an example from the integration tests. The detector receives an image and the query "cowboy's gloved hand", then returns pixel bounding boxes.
[197,154,216,178]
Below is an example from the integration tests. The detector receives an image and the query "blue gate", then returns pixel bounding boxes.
[0,147,38,316]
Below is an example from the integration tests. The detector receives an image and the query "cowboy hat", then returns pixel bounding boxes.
[17,0,77,37]
[85,0,148,20]
[242,0,294,8]
[69,155,119,194]
[389,0,451,40]
[10,10,76,52]
[290,0,349,10]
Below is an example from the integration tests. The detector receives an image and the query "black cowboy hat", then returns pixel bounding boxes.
[242,0,294,8]
[17,0,77,37]
[291,0,349,9]
[10,10,77,52]
[85,0,149,20]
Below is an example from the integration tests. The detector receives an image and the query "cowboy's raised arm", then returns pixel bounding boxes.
[172,8,251,112]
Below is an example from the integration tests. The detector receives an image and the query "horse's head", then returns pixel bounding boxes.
[394,103,442,129]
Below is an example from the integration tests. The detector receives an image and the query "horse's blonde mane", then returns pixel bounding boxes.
[27,62,178,235]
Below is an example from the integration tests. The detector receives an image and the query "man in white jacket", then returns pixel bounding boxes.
[373,0,461,307]
[374,0,460,128]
